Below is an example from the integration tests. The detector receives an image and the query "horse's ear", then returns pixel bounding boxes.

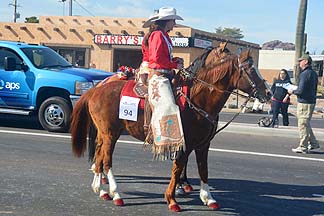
[240,48,252,59]
[219,42,228,51]
[247,48,252,55]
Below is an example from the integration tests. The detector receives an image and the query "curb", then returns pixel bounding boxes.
[218,121,324,142]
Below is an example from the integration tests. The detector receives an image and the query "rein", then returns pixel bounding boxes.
[179,89,252,134]
[178,49,258,133]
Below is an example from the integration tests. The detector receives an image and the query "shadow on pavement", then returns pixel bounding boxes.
[115,175,324,216]
[0,114,43,130]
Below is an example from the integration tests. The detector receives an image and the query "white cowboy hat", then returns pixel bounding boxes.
[143,6,183,27]
[142,13,159,28]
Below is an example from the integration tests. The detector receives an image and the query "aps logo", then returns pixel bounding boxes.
[0,80,4,90]
[0,79,20,90]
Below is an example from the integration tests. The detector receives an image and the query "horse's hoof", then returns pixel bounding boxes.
[169,204,181,212]
[101,177,107,185]
[208,202,220,210]
[183,185,193,193]
[114,199,125,206]
[100,193,112,201]
[175,187,186,196]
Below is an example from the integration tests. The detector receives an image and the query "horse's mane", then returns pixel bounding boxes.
[190,53,237,98]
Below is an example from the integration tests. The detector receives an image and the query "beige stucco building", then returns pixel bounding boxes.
[259,49,324,84]
[0,15,260,72]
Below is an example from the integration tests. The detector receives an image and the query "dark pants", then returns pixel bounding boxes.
[272,100,289,126]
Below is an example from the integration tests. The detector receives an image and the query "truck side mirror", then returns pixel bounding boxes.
[4,57,17,71]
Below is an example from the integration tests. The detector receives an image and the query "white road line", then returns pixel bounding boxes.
[208,148,324,162]
[1,130,323,162]
[0,129,70,138]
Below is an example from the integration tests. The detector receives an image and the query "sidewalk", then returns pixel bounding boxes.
[225,95,324,119]
[220,95,324,142]
[218,121,324,142]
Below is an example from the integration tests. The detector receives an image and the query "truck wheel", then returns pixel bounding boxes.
[38,96,72,132]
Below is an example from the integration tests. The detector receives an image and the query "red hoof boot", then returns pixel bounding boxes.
[101,177,107,185]
[169,204,181,212]
[183,185,193,193]
[114,199,125,206]
[100,193,112,201]
[208,202,220,210]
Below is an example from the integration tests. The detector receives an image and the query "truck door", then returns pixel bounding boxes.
[0,48,33,108]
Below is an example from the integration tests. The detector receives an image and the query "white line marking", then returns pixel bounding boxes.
[313,194,324,198]
[0,129,70,138]
[1,130,323,162]
[208,148,324,162]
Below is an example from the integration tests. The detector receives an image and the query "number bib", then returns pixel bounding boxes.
[119,96,140,121]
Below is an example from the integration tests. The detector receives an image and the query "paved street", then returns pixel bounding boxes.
[0,119,324,216]
[219,111,324,129]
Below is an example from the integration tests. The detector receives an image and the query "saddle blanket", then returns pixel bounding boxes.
[120,80,188,111]
[120,80,145,109]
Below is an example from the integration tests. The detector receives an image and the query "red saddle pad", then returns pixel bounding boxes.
[120,80,187,111]
[120,80,145,109]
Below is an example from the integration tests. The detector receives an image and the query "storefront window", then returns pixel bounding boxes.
[113,49,142,71]
[51,47,86,67]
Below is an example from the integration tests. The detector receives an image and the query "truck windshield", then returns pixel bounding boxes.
[21,47,72,69]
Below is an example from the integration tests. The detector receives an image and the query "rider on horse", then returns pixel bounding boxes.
[142,7,185,159]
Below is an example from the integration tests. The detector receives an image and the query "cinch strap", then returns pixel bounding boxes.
[153,69,173,74]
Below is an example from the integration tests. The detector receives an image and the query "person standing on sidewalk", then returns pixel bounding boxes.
[289,54,320,153]
[270,69,291,127]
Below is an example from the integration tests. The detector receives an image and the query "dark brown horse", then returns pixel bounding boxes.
[71,43,271,212]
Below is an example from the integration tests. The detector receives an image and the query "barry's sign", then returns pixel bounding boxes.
[94,34,189,47]
[94,34,143,46]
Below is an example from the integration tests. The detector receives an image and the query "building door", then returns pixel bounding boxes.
[313,61,323,77]
[50,47,87,67]
[0,47,33,108]
[113,49,142,71]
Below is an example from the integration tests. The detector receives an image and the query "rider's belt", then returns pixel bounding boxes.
[151,69,173,74]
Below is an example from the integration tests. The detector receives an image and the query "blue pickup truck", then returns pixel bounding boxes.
[0,40,113,132]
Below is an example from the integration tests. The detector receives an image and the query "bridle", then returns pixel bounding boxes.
[178,49,264,133]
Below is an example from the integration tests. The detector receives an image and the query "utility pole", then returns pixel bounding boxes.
[69,0,72,16]
[59,0,66,16]
[9,0,19,22]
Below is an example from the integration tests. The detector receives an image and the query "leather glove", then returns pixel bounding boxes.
[177,63,184,69]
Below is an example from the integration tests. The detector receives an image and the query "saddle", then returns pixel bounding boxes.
[121,45,214,103]
[120,79,188,111]
[119,46,214,135]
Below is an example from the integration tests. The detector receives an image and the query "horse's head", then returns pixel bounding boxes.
[190,43,271,105]
[235,49,272,103]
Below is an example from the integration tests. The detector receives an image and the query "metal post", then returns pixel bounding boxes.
[236,90,239,108]
[60,0,66,16]
[69,0,72,16]
[13,0,17,22]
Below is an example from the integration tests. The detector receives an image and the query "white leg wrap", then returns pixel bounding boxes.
[91,173,102,194]
[107,169,121,200]
[99,189,109,197]
[90,163,96,174]
[200,182,217,205]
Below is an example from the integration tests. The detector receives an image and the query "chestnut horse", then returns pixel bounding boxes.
[70,44,271,212]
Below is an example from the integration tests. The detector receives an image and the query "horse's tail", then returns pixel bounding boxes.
[70,87,95,157]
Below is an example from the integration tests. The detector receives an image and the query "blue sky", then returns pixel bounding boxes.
[1,0,323,54]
